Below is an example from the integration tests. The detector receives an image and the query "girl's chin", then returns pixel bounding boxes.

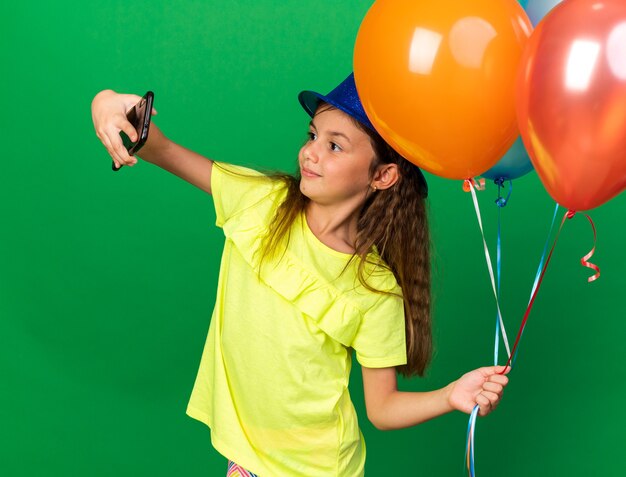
[299,182,322,201]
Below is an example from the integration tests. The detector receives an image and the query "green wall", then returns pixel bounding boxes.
[1,1,624,476]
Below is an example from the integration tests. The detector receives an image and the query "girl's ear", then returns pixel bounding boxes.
[371,163,399,191]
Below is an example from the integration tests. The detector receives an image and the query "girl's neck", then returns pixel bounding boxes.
[305,201,361,254]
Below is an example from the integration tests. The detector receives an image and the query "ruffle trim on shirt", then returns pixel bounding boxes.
[222,205,364,348]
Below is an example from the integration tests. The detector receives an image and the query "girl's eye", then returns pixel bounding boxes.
[330,142,342,152]
[307,131,317,141]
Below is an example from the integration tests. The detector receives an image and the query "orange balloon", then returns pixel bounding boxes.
[354,0,532,180]
[516,0,626,211]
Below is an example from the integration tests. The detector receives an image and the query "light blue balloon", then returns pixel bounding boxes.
[525,0,563,25]
[481,137,534,181]
[517,0,530,9]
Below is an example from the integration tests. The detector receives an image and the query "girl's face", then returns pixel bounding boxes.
[298,106,376,207]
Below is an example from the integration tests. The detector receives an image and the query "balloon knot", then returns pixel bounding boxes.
[463,178,486,193]
[566,210,576,219]
[494,177,506,187]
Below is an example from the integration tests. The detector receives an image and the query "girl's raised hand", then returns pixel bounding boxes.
[447,366,510,417]
[91,90,156,169]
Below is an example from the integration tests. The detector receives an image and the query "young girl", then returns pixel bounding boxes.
[91,73,509,477]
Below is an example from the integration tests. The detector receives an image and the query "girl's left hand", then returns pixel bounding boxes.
[447,366,510,417]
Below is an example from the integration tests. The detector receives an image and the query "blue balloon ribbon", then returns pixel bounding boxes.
[464,405,480,476]
[493,178,512,365]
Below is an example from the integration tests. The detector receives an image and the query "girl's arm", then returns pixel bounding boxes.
[361,365,509,431]
[91,90,214,194]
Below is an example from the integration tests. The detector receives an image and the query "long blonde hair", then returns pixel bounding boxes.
[260,106,431,377]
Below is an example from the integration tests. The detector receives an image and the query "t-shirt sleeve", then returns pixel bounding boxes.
[211,162,278,228]
[351,293,407,368]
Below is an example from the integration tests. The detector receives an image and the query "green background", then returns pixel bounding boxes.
[1,1,624,476]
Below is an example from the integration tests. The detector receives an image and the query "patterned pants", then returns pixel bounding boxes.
[227,460,259,477]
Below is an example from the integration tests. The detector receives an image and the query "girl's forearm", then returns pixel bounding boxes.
[137,124,214,194]
[372,384,455,431]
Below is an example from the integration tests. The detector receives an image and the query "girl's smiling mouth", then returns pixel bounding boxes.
[301,167,321,177]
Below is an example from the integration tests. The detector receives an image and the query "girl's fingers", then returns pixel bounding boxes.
[119,119,138,143]
[151,107,158,115]
[112,138,134,166]
[475,393,492,415]
[488,374,509,386]
[482,381,504,394]
[100,135,120,169]
[114,116,140,166]
[104,127,132,166]
[480,391,500,405]
[476,391,501,415]
[99,132,116,159]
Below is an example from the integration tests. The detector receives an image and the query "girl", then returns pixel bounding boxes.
[91,73,509,477]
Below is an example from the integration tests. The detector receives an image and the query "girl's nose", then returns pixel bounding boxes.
[302,141,320,163]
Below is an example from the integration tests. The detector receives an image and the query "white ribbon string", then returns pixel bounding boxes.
[468,181,511,361]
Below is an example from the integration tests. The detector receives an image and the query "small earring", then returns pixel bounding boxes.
[371,185,378,192]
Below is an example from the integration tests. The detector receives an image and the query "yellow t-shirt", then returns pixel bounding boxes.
[187,163,406,476]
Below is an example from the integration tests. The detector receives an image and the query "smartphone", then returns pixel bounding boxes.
[113,91,154,171]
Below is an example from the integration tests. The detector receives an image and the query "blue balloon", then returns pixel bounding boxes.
[524,0,563,25]
[481,137,534,181]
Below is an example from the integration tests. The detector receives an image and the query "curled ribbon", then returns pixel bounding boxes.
[570,211,601,282]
